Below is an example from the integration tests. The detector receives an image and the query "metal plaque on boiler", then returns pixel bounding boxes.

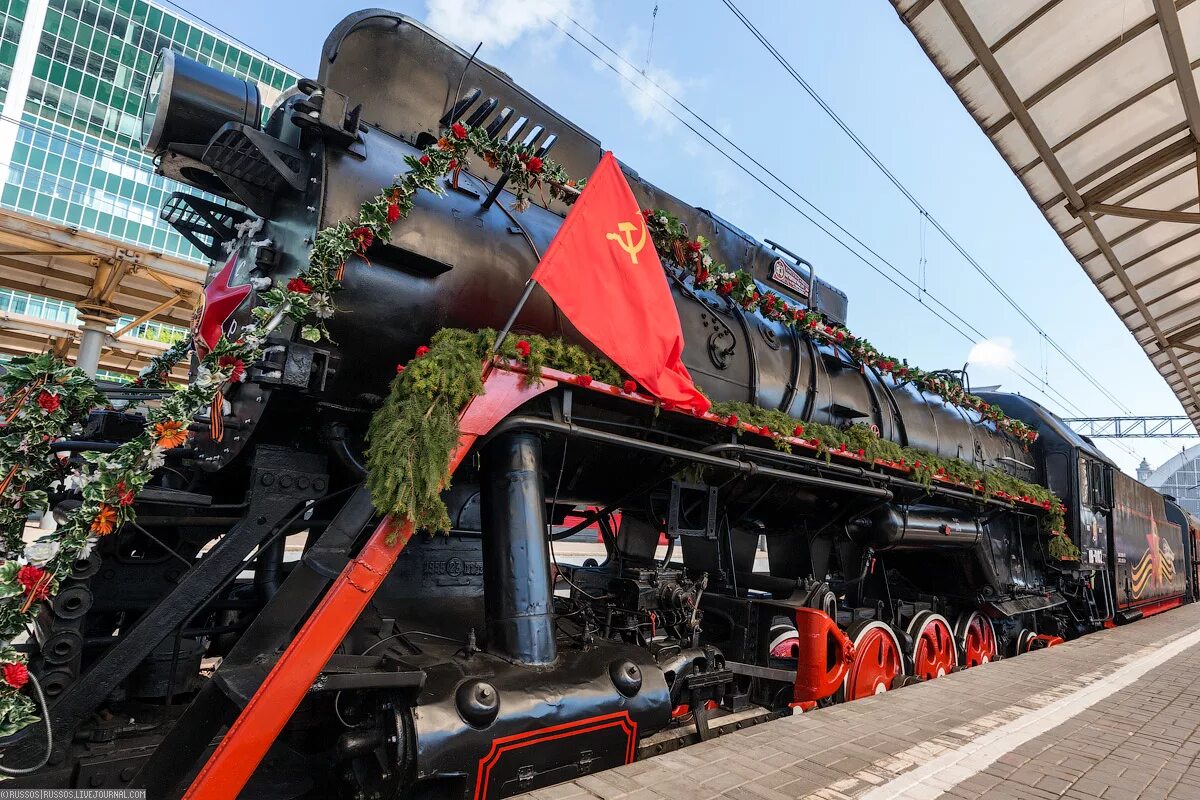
[770,258,810,298]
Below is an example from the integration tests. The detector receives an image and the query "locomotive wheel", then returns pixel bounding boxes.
[906,611,957,680]
[953,611,998,667]
[841,620,905,701]
[1013,628,1036,656]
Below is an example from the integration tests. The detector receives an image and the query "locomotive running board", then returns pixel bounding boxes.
[180,363,554,800]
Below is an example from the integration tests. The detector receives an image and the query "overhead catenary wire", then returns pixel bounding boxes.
[718,0,1134,417]
[548,23,1090,406]
[549,13,1146,461]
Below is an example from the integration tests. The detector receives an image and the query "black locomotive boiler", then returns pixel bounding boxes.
[3,10,1198,800]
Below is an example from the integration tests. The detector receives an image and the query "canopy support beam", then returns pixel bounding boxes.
[939,0,1200,416]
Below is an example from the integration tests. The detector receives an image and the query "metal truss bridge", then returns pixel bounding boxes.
[1061,417,1198,438]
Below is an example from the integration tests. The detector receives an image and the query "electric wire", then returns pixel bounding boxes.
[718,0,1135,416]
[551,14,1144,460]
[555,14,1070,408]
[0,674,51,774]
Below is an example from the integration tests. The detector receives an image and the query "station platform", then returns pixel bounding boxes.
[522,603,1200,800]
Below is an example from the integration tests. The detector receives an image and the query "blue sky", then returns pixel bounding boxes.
[179,0,1197,476]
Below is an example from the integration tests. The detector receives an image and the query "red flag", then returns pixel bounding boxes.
[531,152,709,414]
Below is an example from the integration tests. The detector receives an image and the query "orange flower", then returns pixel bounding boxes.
[90,503,117,536]
[153,419,189,449]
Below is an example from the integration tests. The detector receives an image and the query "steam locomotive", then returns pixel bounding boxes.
[3,10,1197,799]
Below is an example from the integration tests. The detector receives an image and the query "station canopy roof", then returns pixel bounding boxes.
[893,0,1200,426]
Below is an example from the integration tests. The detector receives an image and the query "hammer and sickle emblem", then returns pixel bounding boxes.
[606,220,648,264]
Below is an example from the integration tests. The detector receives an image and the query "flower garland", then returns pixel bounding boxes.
[129,336,193,389]
[706,400,1067,543]
[0,354,106,733]
[641,209,1039,445]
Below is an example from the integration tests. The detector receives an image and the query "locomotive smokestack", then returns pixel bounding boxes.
[480,433,557,665]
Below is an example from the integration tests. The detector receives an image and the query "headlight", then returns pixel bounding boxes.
[141,49,261,154]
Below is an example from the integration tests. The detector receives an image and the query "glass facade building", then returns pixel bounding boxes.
[0,0,295,262]
[1144,447,1200,517]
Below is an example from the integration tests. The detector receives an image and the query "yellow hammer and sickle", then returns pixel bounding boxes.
[606,220,648,264]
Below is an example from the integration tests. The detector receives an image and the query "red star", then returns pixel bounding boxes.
[193,253,250,358]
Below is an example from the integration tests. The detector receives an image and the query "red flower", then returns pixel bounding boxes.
[218,355,245,382]
[622,380,636,394]
[719,281,735,295]
[451,122,468,140]
[574,374,593,387]
[835,330,845,343]
[36,391,60,413]
[16,565,50,601]
[695,267,709,284]
[857,448,865,457]
[395,364,406,374]
[415,346,430,358]
[2,662,27,689]
[418,154,431,167]
[526,156,543,173]
[793,424,805,437]
[386,203,401,223]
[687,240,702,252]
[515,340,531,358]
[90,504,118,536]
[447,158,458,172]
[350,226,374,252]
[114,481,135,507]
[642,208,654,220]
[727,414,740,427]
[760,426,772,436]
[808,319,819,329]
[286,277,312,294]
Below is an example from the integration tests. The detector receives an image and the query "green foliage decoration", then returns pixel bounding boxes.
[708,400,1066,539]
[366,329,622,537]
[642,208,1039,445]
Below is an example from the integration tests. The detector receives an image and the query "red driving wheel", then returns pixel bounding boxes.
[907,611,957,680]
[954,611,998,668]
[842,620,905,701]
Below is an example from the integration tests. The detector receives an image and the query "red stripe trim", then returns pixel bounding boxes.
[473,711,637,800]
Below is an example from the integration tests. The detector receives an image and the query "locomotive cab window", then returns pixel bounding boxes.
[1080,458,1111,510]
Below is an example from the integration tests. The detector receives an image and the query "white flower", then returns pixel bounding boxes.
[24,540,60,566]
[62,470,89,492]
[702,255,713,267]
[79,537,97,559]
[658,215,668,225]
[311,293,335,320]
[146,446,167,472]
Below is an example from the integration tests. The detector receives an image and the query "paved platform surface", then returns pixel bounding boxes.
[522,603,1200,800]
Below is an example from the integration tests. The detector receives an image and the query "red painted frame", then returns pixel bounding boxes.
[472,711,637,800]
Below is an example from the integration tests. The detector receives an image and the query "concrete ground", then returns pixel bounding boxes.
[519,602,1200,800]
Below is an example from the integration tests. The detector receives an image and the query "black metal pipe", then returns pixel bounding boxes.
[480,432,557,665]
[701,442,1025,510]
[324,421,367,478]
[52,441,195,459]
[485,416,893,500]
[254,534,286,600]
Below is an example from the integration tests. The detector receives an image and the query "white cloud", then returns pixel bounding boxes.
[424,0,582,49]
[967,337,1016,369]
[612,57,683,134]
